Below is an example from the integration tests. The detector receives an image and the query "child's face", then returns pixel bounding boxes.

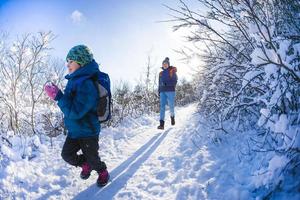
[67,60,81,74]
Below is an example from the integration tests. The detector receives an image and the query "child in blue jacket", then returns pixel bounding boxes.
[157,57,178,130]
[44,45,109,187]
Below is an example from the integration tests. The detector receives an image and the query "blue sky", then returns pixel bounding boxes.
[0,0,200,85]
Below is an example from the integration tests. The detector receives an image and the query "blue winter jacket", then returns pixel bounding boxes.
[159,66,178,93]
[55,60,100,138]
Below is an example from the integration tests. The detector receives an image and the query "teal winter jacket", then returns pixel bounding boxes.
[55,60,100,138]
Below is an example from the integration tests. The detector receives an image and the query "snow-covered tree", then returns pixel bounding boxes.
[0,31,56,135]
[168,0,300,196]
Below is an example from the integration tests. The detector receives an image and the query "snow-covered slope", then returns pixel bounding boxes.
[1,104,299,200]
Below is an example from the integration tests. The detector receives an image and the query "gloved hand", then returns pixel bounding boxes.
[44,82,60,100]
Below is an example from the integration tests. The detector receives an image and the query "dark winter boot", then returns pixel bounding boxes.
[97,169,110,187]
[80,162,92,180]
[171,116,175,126]
[157,120,165,130]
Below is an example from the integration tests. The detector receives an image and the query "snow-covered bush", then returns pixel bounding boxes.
[176,78,197,106]
[111,79,159,126]
[0,32,68,168]
[0,31,56,135]
[168,0,300,197]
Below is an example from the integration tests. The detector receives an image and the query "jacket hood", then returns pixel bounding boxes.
[65,59,100,80]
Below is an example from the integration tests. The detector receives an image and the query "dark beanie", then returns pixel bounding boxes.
[162,57,170,66]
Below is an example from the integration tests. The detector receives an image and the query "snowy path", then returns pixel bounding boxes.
[1,103,255,199]
[73,104,197,200]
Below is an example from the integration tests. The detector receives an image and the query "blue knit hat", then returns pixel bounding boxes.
[66,45,94,66]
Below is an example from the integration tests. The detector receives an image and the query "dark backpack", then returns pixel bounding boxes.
[92,71,112,123]
[72,71,112,123]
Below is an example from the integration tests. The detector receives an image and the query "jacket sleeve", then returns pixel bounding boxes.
[169,73,177,86]
[166,67,178,86]
[55,80,98,120]
[158,72,162,93]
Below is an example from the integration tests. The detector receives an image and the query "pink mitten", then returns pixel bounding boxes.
[44,83,60,100]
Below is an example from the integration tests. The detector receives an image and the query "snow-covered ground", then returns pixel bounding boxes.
[1,104,299,200]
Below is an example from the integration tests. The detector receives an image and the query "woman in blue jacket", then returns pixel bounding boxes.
[44,45,109,187]
[157,57,178,130]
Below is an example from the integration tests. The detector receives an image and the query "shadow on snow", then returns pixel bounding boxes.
[72,128,172,200]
